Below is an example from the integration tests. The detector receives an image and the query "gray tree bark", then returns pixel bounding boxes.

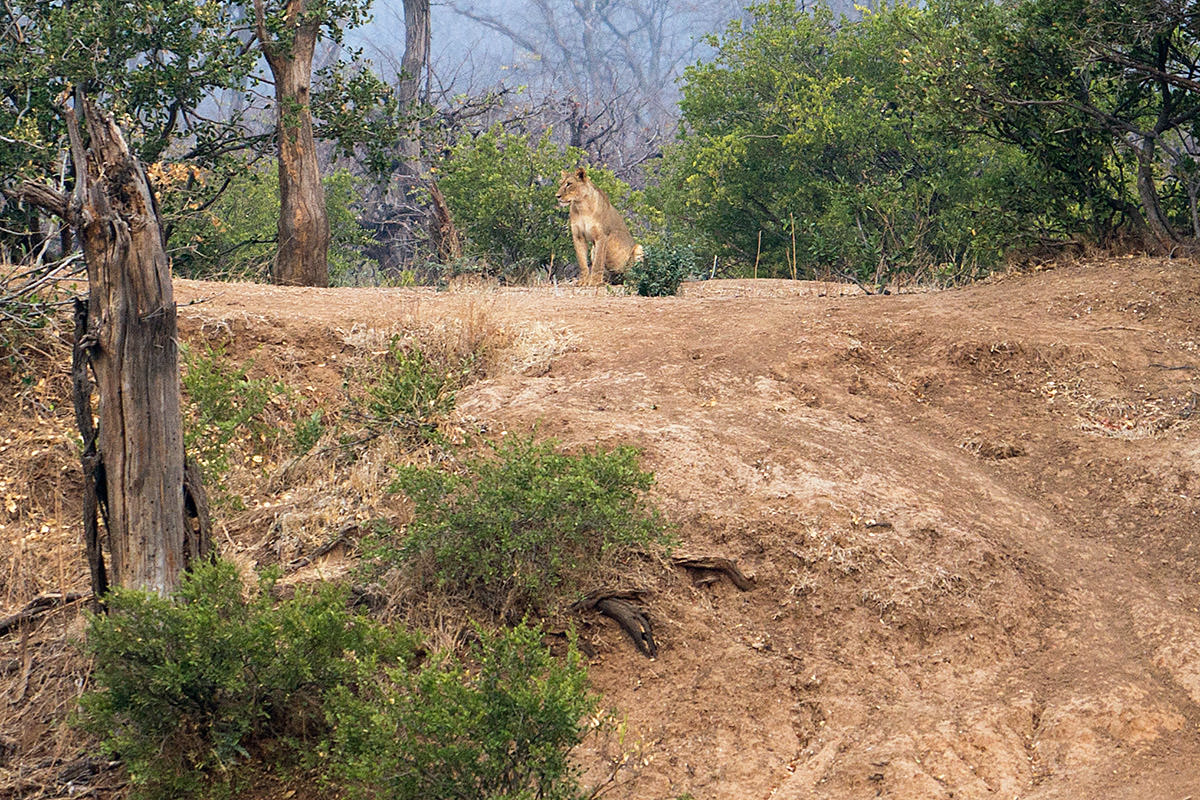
[68,98,191,595]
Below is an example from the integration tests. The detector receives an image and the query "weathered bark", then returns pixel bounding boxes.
[72,299,107,605]
[257,0,330,287]
[398,0,430,179]
[68,99,190,595]
[428,180,463,263]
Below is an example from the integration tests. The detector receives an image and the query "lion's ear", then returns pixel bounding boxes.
[560,169,568,178]
[576,167,588,180]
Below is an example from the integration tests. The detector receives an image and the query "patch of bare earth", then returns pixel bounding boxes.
[4,256,1200,799]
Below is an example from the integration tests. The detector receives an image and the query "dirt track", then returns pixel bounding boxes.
[170,257,1200,799]
[3,257,1199,799]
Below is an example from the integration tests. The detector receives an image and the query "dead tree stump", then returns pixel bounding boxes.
[66,98,209,595]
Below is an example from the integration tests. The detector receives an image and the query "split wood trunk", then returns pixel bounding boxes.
[72,100,190,595]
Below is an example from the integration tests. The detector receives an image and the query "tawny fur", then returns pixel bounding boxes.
[556,167,643,286]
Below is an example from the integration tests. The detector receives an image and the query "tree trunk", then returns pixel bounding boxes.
[69,99,191,595]
[428,180,463,263]
[1133,137,1180,250]
[398,0,430,179]
[264,20,330,287]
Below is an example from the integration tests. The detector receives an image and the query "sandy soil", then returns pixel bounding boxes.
[3,256,1200,799]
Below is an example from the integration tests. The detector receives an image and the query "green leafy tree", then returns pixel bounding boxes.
[919,0,1200,248]
[251,0,382,286]
[172,163,376,284]
[0,0,258,259]
[663,1,1053,282]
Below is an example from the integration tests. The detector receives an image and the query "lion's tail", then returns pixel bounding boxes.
[631,244,645,263]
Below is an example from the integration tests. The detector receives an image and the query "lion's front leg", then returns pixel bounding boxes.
[572,231,593,285]
[588,237,611,286]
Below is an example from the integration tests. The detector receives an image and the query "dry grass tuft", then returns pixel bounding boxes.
[0,602,116,799]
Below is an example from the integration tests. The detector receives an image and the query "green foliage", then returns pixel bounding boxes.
[79,562,596,800]
[0,0,256,264]
[171,164,277,282]
[171,163,376,284]
[916,0,1200,244]
[437,126,646,279]
[384,435,669,619]
[354,337,467,445]
[437,126,583,273]
[78,560,400,800]
[628,238,696,297]
[1,0,396,267]
[0,0,254,180]
[180,344,283,491]
[663,0,1063,282]
[322,168,381,286]
[313,59,403,180]
[325,621,595,800]
[292,410,326,455]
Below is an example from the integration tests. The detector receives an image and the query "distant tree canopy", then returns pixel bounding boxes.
[662,0,1200,282]
[922,0,1200,248]
[3,0,1199,285]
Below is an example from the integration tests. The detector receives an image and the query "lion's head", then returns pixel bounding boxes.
[556,167,590,207]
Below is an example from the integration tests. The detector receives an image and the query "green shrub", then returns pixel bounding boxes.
[325,621,594,800]
[181,344,283,492]
[384,435,670,619]
[78,562,597,800]
[662,0,1057,282]
[77,561,399,800]
[437,126,579,273]
[628,239,696,297]
[292,409,325,454]
[356,337,467,445]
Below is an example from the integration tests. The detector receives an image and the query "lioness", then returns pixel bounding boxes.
[556,167,643,286]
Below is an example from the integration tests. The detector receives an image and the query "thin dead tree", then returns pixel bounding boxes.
[11,96,211,596]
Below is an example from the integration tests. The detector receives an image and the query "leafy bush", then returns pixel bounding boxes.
[384,435,670,619]
[325,621,594,800]
[79,562,597,800]
[437,126,582,273]
[662,0,1056,282]
[292,410,325,455]
[78,561,399,800]
[181,344,283,492]
[628,239,696,296]
[355,337,470,446]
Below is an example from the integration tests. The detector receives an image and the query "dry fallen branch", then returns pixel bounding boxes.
[0,592,89,639]
[573,590,657,658]
[672,556,754,591]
